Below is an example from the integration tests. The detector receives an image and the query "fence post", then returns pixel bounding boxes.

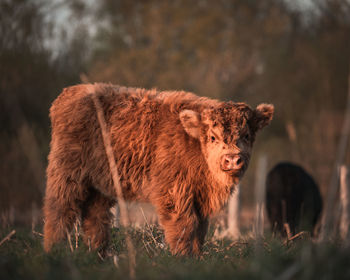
[227,184,241,239]
[340,165,350,243]
[320,71,350,241]
[253,155,267,238]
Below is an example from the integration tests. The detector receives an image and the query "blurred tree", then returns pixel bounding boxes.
[0,0,89,220]
[88,0,277,97]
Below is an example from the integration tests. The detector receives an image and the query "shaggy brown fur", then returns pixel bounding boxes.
[43,83,273,255]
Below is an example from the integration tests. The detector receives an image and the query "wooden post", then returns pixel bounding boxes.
[227,184,241,239]
[320,71,350,241]
[339,165,350,243]
[254,155,267,238]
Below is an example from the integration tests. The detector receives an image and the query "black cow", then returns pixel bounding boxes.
[266,162,323,236]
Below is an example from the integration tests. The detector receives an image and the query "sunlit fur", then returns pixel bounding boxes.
[43,83,273,256]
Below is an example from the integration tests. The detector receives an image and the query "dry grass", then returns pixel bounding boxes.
[0,229,15,247]
[1,225,350,280]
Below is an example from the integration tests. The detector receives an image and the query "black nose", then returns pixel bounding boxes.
[221,154,244,171]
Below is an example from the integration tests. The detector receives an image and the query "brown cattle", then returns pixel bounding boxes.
[43,83,273,255]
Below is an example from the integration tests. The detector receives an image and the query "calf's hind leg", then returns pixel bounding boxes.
[81,188,115,253]
[43,176,85,252]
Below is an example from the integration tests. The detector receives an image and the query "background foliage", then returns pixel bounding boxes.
[1,0,350,223]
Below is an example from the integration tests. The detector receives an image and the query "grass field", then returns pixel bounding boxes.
[1,225,350,280]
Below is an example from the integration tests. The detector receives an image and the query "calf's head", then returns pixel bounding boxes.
[180,102,274,186]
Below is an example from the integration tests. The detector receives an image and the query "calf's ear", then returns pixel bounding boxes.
[254,103,274,130]
[179,110,201,139]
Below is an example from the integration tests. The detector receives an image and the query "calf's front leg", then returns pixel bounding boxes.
[159,210,208,256]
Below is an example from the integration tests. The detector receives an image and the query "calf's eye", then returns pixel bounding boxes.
[211,136,216,142]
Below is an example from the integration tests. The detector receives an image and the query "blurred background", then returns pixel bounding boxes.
[1,0,350,227]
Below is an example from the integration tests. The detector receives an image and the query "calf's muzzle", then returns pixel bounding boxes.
[220,154,244,172]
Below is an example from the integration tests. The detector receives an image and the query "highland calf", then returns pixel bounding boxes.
[266,162,323,237]
[43,83,273,255]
